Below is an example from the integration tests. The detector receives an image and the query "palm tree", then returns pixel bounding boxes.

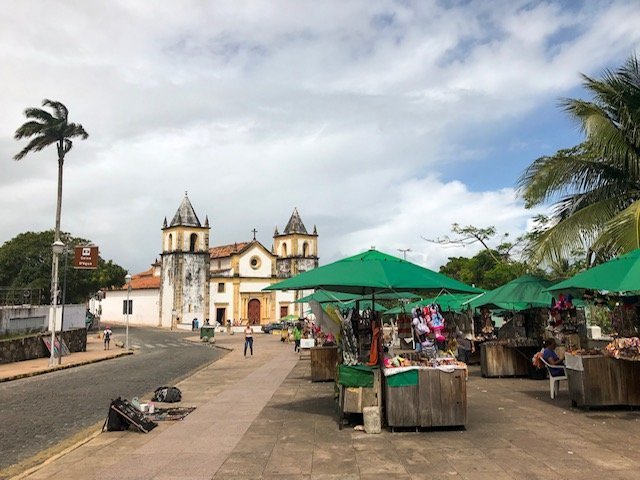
[14,99,89,242]
[14,99,88,365]
[518,54,640,265]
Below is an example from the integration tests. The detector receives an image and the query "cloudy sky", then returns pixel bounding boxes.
[1,0,640,274]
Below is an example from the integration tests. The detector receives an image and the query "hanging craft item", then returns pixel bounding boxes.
[337,309,358,365]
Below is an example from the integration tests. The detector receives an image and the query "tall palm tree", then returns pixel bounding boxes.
[14,99,88,365]
[519,54,640,265]
[14,99,89,242]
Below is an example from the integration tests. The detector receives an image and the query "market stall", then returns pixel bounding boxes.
[263,249,480,430]
[473,276,559,378]
[566,339,640,408]
[383,355,467,431]
[548,249,640,408]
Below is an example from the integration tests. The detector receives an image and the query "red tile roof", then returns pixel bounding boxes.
[209,242,250,259]
[119,267,161,290]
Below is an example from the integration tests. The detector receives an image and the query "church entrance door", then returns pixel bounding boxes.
[248,299,260,325]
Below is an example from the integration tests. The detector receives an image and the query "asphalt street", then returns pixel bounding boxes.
[0,326,226,471]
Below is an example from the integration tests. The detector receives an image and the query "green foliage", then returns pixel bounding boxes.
[0,230,126,304]
[519,54,640,264]
[439,249,527,290]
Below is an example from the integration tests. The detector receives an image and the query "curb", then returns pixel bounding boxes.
[0,351,134,383]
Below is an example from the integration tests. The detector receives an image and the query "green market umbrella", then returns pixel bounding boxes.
[385,293,476,315]
[279,314,299,322]
[295,290,355,304]
[264,249,481,295]
[547,249,640,293]
[474,275,555,310]
[341,300,388,312]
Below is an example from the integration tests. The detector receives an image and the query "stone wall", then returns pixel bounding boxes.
[0,328,87,364]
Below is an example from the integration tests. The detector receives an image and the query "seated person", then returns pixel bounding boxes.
[542,338,565,376]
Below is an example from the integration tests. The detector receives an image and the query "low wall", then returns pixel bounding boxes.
[0,328,87,364]
[0,304,86,335]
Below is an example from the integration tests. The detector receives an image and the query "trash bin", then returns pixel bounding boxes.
[200,325,215,340]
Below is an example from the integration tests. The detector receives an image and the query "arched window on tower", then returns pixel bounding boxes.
[189,233,198,252]
[303,242,309,257]
[281,243,287,257]
[168,234,173,252]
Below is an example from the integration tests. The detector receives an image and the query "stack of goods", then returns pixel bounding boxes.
[604,337,640,360]
[383,355,465,370]
[567,347,602,356]
[484,338,540,348]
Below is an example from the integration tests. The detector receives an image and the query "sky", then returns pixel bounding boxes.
[1,0,640,275]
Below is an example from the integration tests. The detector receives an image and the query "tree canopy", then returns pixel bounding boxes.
[0,231,126,304]
[519,54,640,264]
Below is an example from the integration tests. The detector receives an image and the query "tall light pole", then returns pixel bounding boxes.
[398,248,411,260]
[57,246,69,365]
[125,273,132,350]
[49,240,65,366]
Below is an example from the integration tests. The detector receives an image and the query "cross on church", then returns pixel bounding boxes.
[252,228,258,241]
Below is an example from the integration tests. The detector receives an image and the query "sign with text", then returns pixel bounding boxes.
[74,246,98,269]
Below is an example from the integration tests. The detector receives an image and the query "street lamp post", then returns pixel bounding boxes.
[57,246,69,365]
[49,240,65,366]
[125,273,132,350]
[398,248,411,260]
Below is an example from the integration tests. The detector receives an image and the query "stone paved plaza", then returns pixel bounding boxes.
[11,334,640,480]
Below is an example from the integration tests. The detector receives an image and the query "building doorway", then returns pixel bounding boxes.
[280,305,288,318]
[248,299,260,325]
[216,307,226,326]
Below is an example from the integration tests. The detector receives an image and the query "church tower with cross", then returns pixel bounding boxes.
[159,193,211,329]
[273,208,319,279]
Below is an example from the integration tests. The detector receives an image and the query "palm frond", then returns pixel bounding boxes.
[592,200,640,253]
[14,135,58,160]
[23,108,55,124]
[42,99,68,121]
[517,144,626,206]
[64,122,88,140]
[526,196,621,264]
[14,120,48,140]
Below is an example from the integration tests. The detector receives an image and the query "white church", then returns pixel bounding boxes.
[99,194,318,329]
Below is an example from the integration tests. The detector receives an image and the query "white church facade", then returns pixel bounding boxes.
[100,195,318,329]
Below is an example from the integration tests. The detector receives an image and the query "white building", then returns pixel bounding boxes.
[100,195,318,329]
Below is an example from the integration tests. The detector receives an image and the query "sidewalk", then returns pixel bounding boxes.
[0,333,132,382]
[9,333,640,479]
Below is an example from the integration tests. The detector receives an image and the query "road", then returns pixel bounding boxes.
[0,325,226,471]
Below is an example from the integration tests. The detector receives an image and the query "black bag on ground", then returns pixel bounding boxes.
[103,397,157,433]
[152,386,182,403]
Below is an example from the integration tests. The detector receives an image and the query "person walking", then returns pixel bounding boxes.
[244,324,254,357]
[103,326,112,350]
[293,323,302,352]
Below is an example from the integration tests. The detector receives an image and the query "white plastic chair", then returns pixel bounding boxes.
[539,356,567,399]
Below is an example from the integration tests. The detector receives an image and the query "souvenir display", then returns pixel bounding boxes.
[604,337,640,360]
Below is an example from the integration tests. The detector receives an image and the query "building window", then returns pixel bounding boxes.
[303,242,309,257]
[218,282,225,293]
[217,260,221,269]
[250,256,261,270]
[168,234,173,251]
[189,233,198,252]
[281,243,287,257]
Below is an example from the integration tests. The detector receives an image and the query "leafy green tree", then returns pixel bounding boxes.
[519,54,640,264]
[0,231,126,304]
[439,249,528,290]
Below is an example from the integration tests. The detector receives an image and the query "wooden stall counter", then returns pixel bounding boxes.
[311,345,338,382]
[566,353,640,408]
[480,342,540,378]
[384,366,467,430]
[337,365,381,429]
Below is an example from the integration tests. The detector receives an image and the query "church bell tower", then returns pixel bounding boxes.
[273,208,319,278]
[159,193,210,329]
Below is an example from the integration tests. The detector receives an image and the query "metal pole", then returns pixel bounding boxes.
[49,249,60,366]
[398,248,411,260]
[125,285,131,350]
[57,248,69,365]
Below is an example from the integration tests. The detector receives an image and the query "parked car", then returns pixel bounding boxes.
[262,322,284,334]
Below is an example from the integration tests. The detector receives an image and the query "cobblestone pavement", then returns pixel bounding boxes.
[9,333,640,480]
